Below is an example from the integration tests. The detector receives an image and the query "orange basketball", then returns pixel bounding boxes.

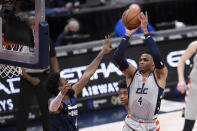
[122,8,141,30]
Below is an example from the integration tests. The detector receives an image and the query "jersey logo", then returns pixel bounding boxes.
[136,83,148,94]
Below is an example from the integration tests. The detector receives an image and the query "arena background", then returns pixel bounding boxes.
[1,26,197,127]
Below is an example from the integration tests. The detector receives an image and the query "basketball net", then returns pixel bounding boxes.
[0,36,28,78]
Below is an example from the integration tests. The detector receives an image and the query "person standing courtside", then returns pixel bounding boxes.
[177,40,197,131]
[114,12,168,131]
[16,16,60,131]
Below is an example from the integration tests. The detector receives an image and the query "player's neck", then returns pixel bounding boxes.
[140,71,151,77]
[125,105,128,110]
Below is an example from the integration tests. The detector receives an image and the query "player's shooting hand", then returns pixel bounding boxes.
[101,35,114,55]
[125,27,139,37]
[177,80,186,94]
[61,80,72,96]
[138,11,149,34]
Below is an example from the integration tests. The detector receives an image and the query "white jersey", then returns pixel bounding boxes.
[128,70,164,121]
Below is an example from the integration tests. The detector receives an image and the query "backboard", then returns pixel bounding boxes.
[0,0,49,69]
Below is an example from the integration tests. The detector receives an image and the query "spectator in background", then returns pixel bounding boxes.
[55,18,80,46]
[17,0,35,11]
[16,16,60,131]
[114,3,156,38]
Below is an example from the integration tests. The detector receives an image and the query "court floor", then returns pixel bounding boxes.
[2,100,197,131]
[80,100,197,131]
[80,111,197,131]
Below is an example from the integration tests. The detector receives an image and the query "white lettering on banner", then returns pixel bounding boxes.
[60,66,86,83]
[167,50,190,67]
[82,82,118,97]
[7,99,13,110]
[97,84,107,94]
[0,83,11,94]
[0,100,6,111]
[28,112,36,120]
[93,99,107,109]
[0,115,14,124]
[7,78,20,94]
[0,77,20,94]
[91,62,122,80]
[108,83,115,93]
[0,99,13,112]
[92,85,99,95]
[60,60,139,82]
[60,62,124,82]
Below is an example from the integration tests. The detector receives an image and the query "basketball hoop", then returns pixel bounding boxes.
[0,35,25,78]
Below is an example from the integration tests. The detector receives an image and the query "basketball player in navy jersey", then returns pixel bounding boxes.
[46,36,113,131]
[114,12,168,131]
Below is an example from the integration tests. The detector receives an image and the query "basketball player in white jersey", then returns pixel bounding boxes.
[177,40,197,131]
[114,12,168,131]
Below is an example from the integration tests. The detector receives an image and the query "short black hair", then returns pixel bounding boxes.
[140,50,153,59]
[118,79,127,89]
[141,50,152,56]
[46,72,60,96]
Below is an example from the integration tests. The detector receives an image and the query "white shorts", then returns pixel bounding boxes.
[122,115,160,131]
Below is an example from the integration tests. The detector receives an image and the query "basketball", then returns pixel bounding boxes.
[122,8,141,30]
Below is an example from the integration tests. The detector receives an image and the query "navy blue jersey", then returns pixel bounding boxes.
[49,97,78,131]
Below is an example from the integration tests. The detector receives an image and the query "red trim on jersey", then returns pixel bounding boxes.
[156,120,159,125]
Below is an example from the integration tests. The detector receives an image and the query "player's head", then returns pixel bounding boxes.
[46,72,60,96]
[139,51,155,73]
[46,72,75,97]
[118,79,128,107]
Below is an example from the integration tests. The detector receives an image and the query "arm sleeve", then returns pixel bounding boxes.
[49,92,64,112]
[113,35,130,71]
[145,33,164,69]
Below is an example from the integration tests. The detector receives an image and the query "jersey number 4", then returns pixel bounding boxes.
[138,97,142,105]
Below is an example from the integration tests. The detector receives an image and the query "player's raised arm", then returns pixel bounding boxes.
[177,41,197,93]
[138,12,168,88]
[72,35,114,97]
[113,28,138,86]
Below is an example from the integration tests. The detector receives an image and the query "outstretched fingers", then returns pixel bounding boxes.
[145,11,148,22]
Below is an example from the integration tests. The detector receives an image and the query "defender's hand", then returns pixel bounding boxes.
[101,35,114,55]
[177,81,186,94]
[61,81,72,96]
